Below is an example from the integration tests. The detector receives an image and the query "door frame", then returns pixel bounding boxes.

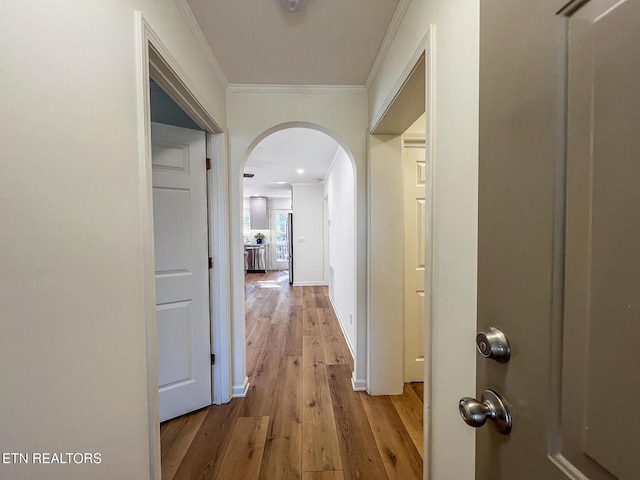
[368,27,440,479]
[135,12,230,479]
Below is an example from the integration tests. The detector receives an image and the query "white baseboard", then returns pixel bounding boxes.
[327,294,355,359]
[232,376,249,397]
[352,376,367,391]
[293,281,327,286]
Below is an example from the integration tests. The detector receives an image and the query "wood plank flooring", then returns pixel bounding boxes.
[161,271,423,480]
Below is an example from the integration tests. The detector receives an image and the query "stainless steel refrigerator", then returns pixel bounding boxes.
[287,213,293,284]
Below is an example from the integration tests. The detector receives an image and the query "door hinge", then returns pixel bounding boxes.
[208,257,213,269]
[206,158,211,170]
[211,354,216,366]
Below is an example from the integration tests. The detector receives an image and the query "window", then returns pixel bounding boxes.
[275,213,289,262]
[243,208,251,235]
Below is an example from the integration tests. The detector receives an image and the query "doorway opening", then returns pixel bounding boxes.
[136,15,228,479]
[369,42,430,466]
[241,126,357,370]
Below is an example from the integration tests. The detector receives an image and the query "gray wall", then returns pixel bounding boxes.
[150,78,201,130]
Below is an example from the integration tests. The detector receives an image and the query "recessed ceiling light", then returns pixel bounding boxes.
[297,169,304,174]
[280,0,309,12]
[275,181,286,184]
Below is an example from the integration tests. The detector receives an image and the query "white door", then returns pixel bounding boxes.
[474,1,640,478]
[402,136,426,382]
[270,209,292,270]
[151,122,211,422]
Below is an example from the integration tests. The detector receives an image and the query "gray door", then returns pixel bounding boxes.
[475,0,640,478]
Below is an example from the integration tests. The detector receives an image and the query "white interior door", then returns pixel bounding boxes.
[402,136,426,382]
[151,122,211,422]
[475,1,640,478]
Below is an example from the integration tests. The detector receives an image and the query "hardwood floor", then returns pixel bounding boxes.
[161,271,423,480]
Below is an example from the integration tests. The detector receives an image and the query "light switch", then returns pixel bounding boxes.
[296,237,306,243]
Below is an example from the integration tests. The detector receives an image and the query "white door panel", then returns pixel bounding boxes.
[152,122,211,422]
[153,188,191,274]
[156,301,193,387]
[402,138,426,382]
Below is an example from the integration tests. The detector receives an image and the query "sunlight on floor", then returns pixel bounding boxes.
[255,271,289,289]
[257,282,282,289]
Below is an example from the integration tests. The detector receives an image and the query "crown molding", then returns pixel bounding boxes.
[173,0,228,87]
[227,84,367,95]
[365,0,413,89]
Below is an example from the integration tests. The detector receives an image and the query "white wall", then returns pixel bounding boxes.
[227,87,369,393]
[0,2,226,479]
[405,113,426,135]
[367,0,479,478]
[242,197,291,211]
[269,197,292,210]
[291,184,325,285]
[368,135,404,395]
[325,149,356,353]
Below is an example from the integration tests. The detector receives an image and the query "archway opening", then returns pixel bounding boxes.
[240,123,358,381]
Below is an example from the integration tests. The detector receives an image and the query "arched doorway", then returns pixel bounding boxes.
[239,122,357,386]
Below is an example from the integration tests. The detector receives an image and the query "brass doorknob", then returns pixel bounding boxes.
[459,389,512,434]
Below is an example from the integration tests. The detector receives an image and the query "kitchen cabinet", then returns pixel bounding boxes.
[250,197,268,230]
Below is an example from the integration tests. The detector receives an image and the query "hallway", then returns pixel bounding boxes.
[160,271,423,479]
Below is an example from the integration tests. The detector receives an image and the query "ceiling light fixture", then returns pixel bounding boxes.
[297,168,304,174]
[280,0,309,13]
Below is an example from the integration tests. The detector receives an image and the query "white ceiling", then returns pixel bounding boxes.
[185,0,400,85]
[244,128,341,198]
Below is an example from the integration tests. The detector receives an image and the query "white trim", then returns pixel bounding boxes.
[173,0,228,87]
[369,31,429,133]
[365,132,372,395]
[227,84,367,95]
[351,377,368,391]
[423,27,435,480]
[327,294,355,360]
[365,0,413,88]
[135,13,161,480]
[402,133,427,147]
[148,43,222,134]
[208,132,233,405]
[292,281,327,287]
[232,377,250,398]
